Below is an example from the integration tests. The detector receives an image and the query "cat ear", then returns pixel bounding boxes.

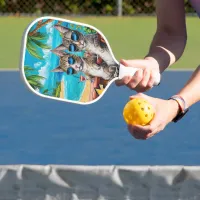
[54,25,69,34]
[97,33,106,43]
[51,66,64,72]
[51,47,66,57]
[54,44,67,52]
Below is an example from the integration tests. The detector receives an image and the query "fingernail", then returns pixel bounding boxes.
[120,59,127,63]
[129,96,134,100]
[147,134,153,138]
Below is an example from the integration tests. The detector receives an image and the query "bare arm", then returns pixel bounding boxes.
[146,0,187,73]
[127,66,200,140]
[176,66,200,108]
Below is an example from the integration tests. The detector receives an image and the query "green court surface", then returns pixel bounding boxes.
[1,16,199,69]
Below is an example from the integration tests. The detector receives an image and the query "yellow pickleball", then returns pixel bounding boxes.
[123,98,155,126]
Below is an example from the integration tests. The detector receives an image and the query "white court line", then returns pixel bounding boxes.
[0,68,195,72]
[0,68,19,71]
[167,68,194,71]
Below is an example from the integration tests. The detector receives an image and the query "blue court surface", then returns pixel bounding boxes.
[0,70,199,165]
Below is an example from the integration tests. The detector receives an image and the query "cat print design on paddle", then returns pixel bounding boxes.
[52,25,117,66]
[51,49,118,81]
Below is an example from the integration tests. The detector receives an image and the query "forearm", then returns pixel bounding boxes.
[176,65,200,107]
[144,0,187,73]
[145,31,187,73]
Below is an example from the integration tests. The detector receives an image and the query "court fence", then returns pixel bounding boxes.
[0,0,196,16]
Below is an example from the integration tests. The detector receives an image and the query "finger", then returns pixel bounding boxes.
[128,125,142,139]
[120,59,129,67]
[120,59,148,69]
[134,74,154,93]
[115,76,132,86]
[132,123,159,140]
[149,114,160,130]
[129,93,157,112]
[134,132,147,140]
[143,113,161,138]
[134,84,151,93]
[129,93,145,100]
[127,69,143,89]
[129,93,153,102]
[146,128,159,139]
[128,125,147,140]
[139,68,151,88]
[132,125,153,135]
[146,73,155,89]
[127,124,133,134]
[140,85,153,93]
[146,121,166,139]
[146,124,164,139]
[115,80,123,86]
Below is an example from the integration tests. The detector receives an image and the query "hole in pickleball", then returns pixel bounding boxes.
[141,108,144,111]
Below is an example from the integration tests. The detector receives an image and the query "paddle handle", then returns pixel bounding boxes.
[118,64,161,86]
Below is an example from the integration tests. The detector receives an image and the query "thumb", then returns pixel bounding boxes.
[120,59,147,69]
[129,93,147,100]
[133,112,160,136]
[129,93,157,109]
[148,110,161,131]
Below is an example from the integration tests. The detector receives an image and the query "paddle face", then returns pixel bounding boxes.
[20,16,119,105]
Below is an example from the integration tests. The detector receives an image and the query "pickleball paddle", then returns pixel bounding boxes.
[20,16,161,105]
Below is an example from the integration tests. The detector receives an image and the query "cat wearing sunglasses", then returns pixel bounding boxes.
[51,49,118,81]
[53,25,116,66]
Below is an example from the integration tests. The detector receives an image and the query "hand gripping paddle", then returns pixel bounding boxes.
[20,16,161,105]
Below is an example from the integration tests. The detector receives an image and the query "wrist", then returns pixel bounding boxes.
[144,56,162,86]
[145,46,176,73]
[144,56,160,71]
[168,99,181,119]
[168,95,189,123]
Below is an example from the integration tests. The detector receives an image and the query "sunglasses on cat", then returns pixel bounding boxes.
[69,44,77,52]
[71,32,79,41]
[68,57,76,65]
[66,67,76,75]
